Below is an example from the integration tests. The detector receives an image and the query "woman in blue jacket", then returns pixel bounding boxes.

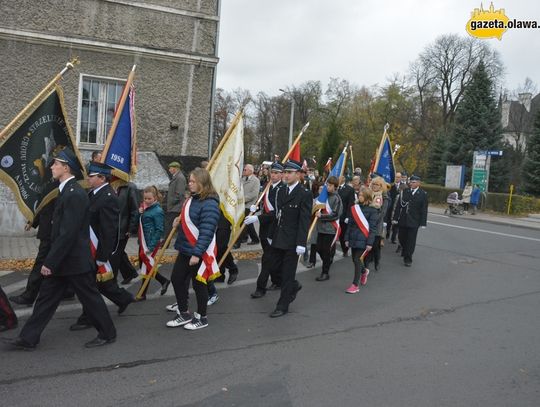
[344,187,378,293]
[166,168,220,330]
[470,184,481,215]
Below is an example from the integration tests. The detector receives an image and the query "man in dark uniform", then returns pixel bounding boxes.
[266,159,312,318]
[4,148,116,350]
[393,175,428,267]
[69,162,133,331]
[246,162,285,298]
[111,180,140,285]
[337,175,356,257]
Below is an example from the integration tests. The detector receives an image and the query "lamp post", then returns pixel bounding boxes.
[279,88,295,149]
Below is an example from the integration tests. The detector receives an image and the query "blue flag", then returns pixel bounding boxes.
[102,84,136,181]
[317,145,347,207]
[374,132,395,184]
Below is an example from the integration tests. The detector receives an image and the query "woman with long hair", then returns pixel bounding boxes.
[365,176,389,271]
[166,168,220,330]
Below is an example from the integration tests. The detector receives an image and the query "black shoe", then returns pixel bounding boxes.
[391,240,396,244]
[117,298,133,315]
[342,251,349,257]
[160,279,171,296]
[250,290,265,299]
[3,337,36,351]
[374,263,380,271]
[69,322,92,331]
[121,274,138,285]
[227,272,238,285]
[270,309,288,318]
[291,283,302,302]
[315,273,329,281]
[233,243,241,249]
[214,274,226,283]
[396,246,402,254]
[306,263,315,268]
[267,283,281,291]
[9,294,34,306]
[84,336,116,348]
[404,260,412,267]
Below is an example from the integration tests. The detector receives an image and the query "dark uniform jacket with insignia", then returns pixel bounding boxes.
[269,182,313,250]
[393,188,428,228]
[89,184,120,263]
[43,178,94,276]
[116,181,139,236]
[258,181,284,242]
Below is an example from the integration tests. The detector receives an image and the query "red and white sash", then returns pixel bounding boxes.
[180,197,220,284]
[262,185,274,214]
[322,200,341,247]
[89,226,114,282]
[351,204,370,238]
[138,213,161,277]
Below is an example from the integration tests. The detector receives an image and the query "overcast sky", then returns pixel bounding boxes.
[216,0,540,97]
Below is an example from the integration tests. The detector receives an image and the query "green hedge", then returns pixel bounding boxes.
[421,184,540,215]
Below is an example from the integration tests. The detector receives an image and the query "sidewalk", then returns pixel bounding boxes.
[1,208,538,262]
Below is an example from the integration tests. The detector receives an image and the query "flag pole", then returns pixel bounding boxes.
[372,123,389,173]
[218,121,310,267]
[0,58,79,143]
[349,144,355,173]
[137,109,247,293]
[100,65,137,163]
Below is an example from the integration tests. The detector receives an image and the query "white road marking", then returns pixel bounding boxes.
[427,220,540,242]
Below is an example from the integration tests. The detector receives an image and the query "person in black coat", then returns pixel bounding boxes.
[266,160,312,318]
[337,176,356,257]
[111,180,140,284]
[70,162,133,331]
[5,148,116,350]
[246,162,284,298]
[392,175,428,267]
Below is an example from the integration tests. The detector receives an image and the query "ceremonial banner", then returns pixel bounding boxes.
[289,140,301,162]
[0,85,85,222]
[373,127,396,184]
[101,66,137,181]
[207,112,245,234]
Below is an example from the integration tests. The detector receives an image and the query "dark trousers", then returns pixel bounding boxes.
[256,246,282,292]
[274,248,301,312]
[365,236,382,268]
[351,247,368,285]
[240,208,259,243]
[0,285,18,329]
[77,278,133,325]
[21,239,50,301]
[398,226,419,264]
[308,243,317,265]
[137,269,168,297]
[390,224,399,243]
[316,233,336,275]
[217,227,237,273]
[171,253,208,316]
[20,272,116,345]
[164,212,178,242]
[339,221,349,254]
[111,237,138,280]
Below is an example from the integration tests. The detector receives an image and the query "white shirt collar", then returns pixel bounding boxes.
[92,182,109,195]
[59,176,75,192]
[411,187,419,194]
[288,181,299,193]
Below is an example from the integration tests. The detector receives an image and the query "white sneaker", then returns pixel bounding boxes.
[184,312,208,330]
[166,311,192,327]
[165,303,178,312]
[207,293,219,306]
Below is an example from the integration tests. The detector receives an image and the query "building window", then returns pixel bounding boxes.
[78,75,125,146]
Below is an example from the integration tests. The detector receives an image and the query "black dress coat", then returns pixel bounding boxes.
[88,184,121,263]
[393,188,428,228]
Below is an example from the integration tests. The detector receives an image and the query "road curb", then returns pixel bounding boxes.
[429,210,540,231]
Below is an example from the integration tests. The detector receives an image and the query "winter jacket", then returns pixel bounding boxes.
[462,185,472,204]
[316,192,343,235]
[344,204,378,249]
[470,187,481,205]
[141,202,164,251]
[174,194,220,257]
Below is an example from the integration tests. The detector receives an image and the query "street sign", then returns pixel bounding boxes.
[482,150,503,156]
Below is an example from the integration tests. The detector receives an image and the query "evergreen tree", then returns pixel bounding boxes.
[446,61,507,191]
[522,111,540,196]
[425,130,447,185]
[319,121,340,173]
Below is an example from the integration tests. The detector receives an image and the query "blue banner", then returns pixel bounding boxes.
[375,134,395,184]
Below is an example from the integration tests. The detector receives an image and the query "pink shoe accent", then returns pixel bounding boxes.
[360,268,370,286]
[345,284,359,294]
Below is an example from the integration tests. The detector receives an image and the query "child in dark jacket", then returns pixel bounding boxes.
[137,186,170,299]
[344,186,378,293]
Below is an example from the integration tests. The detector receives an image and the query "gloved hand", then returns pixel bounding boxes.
[344,218,349,224]
[244,215,258,225]
[421,226,426,229]
[296,246,306,256]
[391,220,398,225]
[383,222,387,228]
[267,238,272,245]
[250,204,258,213]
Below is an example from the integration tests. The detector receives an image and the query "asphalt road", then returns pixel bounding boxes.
[1,213,540,406]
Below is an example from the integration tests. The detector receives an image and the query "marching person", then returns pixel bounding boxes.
[164,161,187,238]
[266,159,312,318]
[365,176,389,271]
[166,168,220,330]
[5,148,116,350]
[314,176,343,281]
[136,185,170,299]
[337,175,355,257]
[344,186,378,293]
[393,175,428,267]
[385,171,400,240]
[69,162,133,331]
[247,162,285,298]
[238,164,260,247]
[111,180,140,285]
